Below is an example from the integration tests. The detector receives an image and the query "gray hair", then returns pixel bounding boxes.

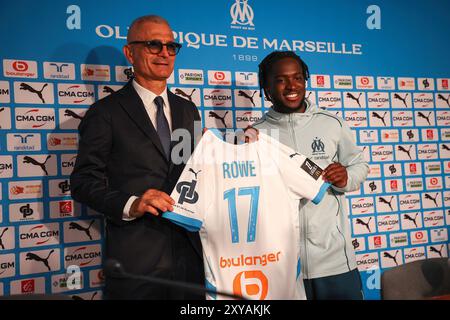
[127,15,171,43]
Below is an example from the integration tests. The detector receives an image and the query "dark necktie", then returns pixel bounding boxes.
[154,96,171,159]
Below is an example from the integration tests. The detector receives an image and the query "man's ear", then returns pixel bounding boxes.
[123,45,134,65]
[263,88,272,102]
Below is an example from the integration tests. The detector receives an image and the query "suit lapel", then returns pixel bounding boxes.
[168,91,185,171]
[117,81,167,159]
[168,91,184,133]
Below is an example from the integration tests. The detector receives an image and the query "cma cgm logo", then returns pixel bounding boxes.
[230,0,255,29]
[233,270,268,300]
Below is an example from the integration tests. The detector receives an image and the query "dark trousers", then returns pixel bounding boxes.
[304,268,364,300]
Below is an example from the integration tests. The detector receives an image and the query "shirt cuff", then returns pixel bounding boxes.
[122,196,138,221]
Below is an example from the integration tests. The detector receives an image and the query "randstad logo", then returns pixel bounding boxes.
[233,270,268,300]
[230,0,255,30]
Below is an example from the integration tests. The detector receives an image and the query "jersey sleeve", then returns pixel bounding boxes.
[262,133,330,204]
[162,133,213,232]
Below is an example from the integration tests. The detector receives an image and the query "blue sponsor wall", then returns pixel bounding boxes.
[0,0,449,299]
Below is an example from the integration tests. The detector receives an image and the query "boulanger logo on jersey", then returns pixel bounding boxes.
[57,84,95,105]
[233,270,268,299]
[230,0,255,30]
[15,108,55,129]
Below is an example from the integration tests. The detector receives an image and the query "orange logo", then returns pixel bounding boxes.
[233,270,268,300]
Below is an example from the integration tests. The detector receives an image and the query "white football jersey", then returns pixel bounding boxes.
[163,130,329,300]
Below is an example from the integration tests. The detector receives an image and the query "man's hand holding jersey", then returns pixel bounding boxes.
[322,162,348,188]
[130,189,175,217]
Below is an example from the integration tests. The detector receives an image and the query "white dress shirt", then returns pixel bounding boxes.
[122,80,173,220]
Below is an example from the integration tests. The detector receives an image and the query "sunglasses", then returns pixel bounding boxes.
[128,40,182,56]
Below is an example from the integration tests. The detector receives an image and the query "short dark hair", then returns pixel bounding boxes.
[258,51,310,91]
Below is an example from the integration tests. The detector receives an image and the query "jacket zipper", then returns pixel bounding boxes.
[289,114,309,279]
